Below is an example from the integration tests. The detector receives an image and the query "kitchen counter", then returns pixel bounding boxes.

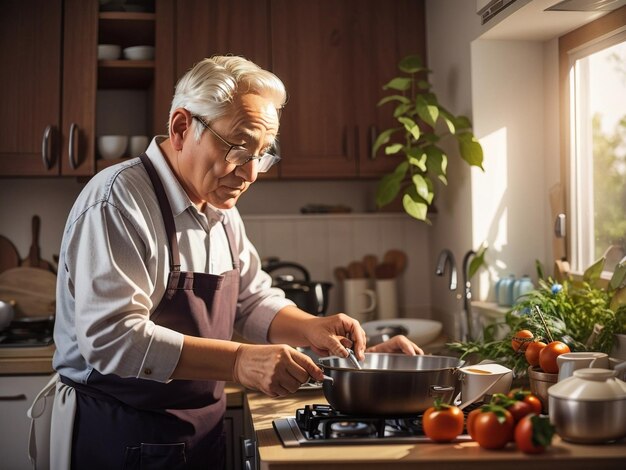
[247,388,626,470]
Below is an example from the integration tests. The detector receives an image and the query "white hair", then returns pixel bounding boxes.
[168,55,287,141]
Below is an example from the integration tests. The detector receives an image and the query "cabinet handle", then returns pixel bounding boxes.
[41,125,53,170]
[68,123,78,170]
[369,125,378,160]
[0,394,27,401]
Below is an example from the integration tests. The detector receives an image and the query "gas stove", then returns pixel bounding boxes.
[273,403,481,447]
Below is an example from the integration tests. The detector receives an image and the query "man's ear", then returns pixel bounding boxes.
[169,108,192,151]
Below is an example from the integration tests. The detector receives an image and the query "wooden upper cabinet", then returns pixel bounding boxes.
[271,0,426,179]
[353,0,426,178]
[0,0,63,176]
[271,0,356,179]
[175,0,271,76]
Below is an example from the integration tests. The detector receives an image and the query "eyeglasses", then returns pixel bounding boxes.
[191,114,281,173]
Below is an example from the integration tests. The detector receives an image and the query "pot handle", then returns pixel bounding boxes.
[429,385,455,404]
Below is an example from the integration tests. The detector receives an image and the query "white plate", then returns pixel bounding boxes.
[362,318,443,346]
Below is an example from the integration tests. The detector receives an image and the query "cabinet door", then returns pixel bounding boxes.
[271,0,357,178]
[61,0,98,176]
[176,0,271,76]
[0,0,62,176]
[353,0,426,178]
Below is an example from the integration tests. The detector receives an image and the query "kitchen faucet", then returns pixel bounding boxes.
[435,249,457,291]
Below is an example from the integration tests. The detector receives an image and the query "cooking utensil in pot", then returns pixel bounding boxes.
[20,215,55,273]
[264,260,333,316]
[319,353,463,415]
[0,235,20,275]
[345,348,362,370]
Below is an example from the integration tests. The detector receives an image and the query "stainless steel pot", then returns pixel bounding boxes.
[319,353,463,415]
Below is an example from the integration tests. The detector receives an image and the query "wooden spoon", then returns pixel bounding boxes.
[375,262,396,280]
[334,266,349,281]
[362,254,378,279]
[347,261,366,279]
[383,249,408,276]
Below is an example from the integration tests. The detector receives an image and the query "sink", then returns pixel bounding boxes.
[362,319,443,347]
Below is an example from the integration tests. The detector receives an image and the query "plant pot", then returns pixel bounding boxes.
[528,366,558,414]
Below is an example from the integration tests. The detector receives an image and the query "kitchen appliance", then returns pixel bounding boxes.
[0,316,54,348]
[273,402,480,447]
[263,260,332,316]
[319,354,462,415]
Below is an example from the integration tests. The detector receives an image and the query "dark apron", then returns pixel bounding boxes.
[62,154,240,469]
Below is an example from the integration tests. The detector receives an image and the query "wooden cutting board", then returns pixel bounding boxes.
[20,215,55,273]
[0,267,56,317]
[0,235,20,275]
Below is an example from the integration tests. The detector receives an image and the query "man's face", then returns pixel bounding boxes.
[177,93,280,209]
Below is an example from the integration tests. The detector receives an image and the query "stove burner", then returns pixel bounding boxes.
[274,402,482,447]
[330,421,375,438]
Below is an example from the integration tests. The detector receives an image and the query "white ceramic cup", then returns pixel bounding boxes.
[557,352,609,382]
[458,363,513,406]
[342,279,376,324]
[129,135,149,156]
[374,278,398,320]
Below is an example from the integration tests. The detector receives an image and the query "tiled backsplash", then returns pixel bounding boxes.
[242,213,434,321]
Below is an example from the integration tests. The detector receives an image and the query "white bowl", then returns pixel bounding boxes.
[97,44,121,60]
[97,135,128,160]
[129,135,149,156]
[362,318,443,346]
[123,45,155,61]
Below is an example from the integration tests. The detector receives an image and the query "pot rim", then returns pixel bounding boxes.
[318,353,464,372]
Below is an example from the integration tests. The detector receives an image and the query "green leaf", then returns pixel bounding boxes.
[372,127,400,158]
[376,174,402,207]
[397,117,421,140]
[454,115,472,130]
[583,257,605,283]
[393,103,412,118]
[468,247,488,279]
[385,143,403,155]
[402,191,429,222]
[407,149,427,172]
[609,259,626,290]
[411,174,433,204]
[530,415,555,448]
[383,77,411,91]
[398,55,424,74]
[425,146,447,176]
[377,94,411,107]
[442,115,455,134]
[457,133,484,169]
[415,95,439,127]
[417,80,430,90]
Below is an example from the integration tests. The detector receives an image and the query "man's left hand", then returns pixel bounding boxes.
[304,313,367,360]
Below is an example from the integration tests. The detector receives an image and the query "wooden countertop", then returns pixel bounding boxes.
[247,388,626,469]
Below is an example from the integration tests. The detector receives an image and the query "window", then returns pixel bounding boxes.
[560,11,626,275]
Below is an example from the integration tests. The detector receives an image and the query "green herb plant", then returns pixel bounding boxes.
[372,55,484,223]
[448,256,626,378]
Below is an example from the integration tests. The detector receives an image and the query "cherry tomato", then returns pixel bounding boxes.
[508,389,543,415]
[539,341,570,374]
[525,341,547,367]
[514,414,555,454]
[423,401,464,442]
[472,406,515,449]
[511,330,534,352]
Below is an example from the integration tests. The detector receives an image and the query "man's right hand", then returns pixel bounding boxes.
[232,344,324,397]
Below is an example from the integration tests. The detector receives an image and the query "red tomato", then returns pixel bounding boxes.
[511,330,534,352]
[525,341,547,367]
[514,414,555,454]
[508,389,543,415]
[506,400,533,423]
[539,341,571,374]
[423,402,464,442]
[466,408,482,439]
[472,407,515,449]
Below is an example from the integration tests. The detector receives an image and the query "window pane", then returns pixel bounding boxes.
[572,40,626,272]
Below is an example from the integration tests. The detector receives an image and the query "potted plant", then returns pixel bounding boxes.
[372,55,484,223]
[448,256,626,379]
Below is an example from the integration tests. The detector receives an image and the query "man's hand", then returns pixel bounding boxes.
[232,344,324,397]
[303,313,367,360]
[365,335,423,355]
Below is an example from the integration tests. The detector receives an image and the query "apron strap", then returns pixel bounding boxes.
[27,372,58,470]
[140,153,181,272]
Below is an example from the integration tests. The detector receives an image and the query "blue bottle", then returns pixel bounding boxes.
[513,275,534,303]
[496,274,515,307]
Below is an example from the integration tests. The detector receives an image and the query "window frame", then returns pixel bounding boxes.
[559,6,626,276]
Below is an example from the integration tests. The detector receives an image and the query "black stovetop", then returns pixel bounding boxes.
[273,403,480,447]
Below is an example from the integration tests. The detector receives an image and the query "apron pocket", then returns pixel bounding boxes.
[123,442,186,470]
